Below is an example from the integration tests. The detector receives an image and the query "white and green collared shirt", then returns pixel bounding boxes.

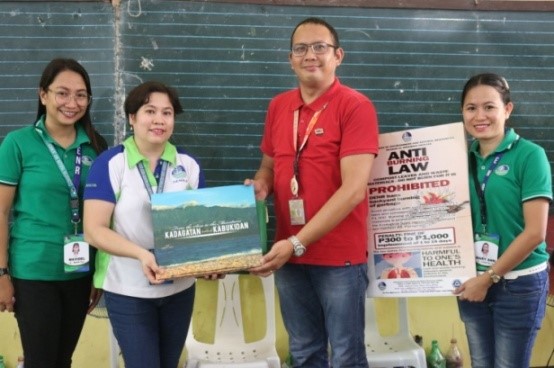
[84,137,204,298]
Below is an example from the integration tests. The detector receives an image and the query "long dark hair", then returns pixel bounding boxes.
[460,73,512,108]
[36,58,107,154]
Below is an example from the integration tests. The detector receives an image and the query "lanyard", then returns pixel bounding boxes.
[290,104,327,196]
[36,128,82,230]
[469,136,519,233]
[470,152,503,233]
[137,160,168,197]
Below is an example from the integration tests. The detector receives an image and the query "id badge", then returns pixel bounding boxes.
[289,198,306,225]
[474,233,500,272]
[63,234,90,273]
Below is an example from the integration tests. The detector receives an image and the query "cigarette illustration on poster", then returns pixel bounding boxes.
[367,122,476,297]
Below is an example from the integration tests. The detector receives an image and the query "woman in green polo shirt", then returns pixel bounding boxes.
[0,58,107,367]
[454,73,552,368]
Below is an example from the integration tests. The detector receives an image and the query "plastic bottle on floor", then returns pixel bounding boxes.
[427,339,446,368]
[445,338,463,367]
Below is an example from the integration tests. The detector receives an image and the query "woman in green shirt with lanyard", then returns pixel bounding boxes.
[454,73,552,368]
[0,58,107,368]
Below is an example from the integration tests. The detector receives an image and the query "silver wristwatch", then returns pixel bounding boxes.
[487,268,501,283]
[288,235,306,257]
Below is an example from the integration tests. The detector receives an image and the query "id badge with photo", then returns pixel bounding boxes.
[289,198,306,225]
[473,233,500,272]
[63,234,90,273]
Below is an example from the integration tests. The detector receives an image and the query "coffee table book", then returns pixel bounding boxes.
[151,184,267,280]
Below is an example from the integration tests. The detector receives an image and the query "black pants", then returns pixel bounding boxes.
[13,276,91,368]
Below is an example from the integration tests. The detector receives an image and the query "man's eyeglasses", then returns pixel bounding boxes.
[291,42,338,57]
[48,89,92,105]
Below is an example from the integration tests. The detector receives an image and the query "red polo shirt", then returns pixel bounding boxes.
[261,79,379,266]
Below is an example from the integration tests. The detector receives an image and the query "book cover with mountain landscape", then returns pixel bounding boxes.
[151,184,267,279]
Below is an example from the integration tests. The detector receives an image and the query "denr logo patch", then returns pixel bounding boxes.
[171,165,187,179]
[494,164,510,176]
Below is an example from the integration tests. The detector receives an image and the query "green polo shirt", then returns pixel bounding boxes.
[468,128,552,270]
[0,116,98,280]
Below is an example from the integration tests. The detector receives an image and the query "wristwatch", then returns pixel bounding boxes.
[0,268,9,277]
[288,235,306,257]
[487,268,501,284]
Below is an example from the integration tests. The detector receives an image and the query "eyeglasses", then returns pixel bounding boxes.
[48,89,91,105]
[291,42,338,57]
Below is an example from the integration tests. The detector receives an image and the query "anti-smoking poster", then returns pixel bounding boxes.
[367,122,476,297]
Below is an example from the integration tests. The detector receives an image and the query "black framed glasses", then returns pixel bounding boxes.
[291,42,338,57]
[48,89,91,105]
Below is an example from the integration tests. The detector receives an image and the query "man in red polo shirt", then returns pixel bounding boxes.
[248,17,379,367]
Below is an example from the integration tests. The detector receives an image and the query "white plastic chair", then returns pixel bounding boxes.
[365,297,426,368]
[109,323,120,368]
[185,274,280,368]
